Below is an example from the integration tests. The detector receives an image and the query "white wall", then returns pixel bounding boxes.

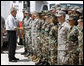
[11,1,24,21]
[1,1,11,20]
[30,1,36,13]
[30,1,47,13]
[35,1,45,12]
[47,1,83,4]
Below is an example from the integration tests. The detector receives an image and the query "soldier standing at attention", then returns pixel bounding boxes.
[21,9,28,55]
[29,12,38,61]
[57,11,71,65]
[22,10,32,57]
[48,15,58,65]
[67,14,79,65]
[77,17,83,65]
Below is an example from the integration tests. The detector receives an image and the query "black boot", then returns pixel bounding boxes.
[21,49,27,55]
[35,59,43,65]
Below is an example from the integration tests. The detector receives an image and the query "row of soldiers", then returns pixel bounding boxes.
[21,5,83,65]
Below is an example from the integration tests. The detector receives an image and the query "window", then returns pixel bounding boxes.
[43,5,48,11]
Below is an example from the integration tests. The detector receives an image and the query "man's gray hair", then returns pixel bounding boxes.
[10,7,17,12]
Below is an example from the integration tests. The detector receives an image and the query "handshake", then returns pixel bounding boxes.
[19,27,24,30]
[15,27,24,30]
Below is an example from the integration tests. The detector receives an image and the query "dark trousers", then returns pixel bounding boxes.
[7,31,17,60]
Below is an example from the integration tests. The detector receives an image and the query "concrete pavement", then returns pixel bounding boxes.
[1,45,35,65]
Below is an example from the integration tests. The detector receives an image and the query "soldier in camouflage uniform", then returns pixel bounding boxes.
[68,14,79,65]
[48,15,58,65]
[35,12,45,62]
[77,18,83,65]
[57,11,71,65]
[22,10,32,56]
[35,12,46,64]
[29,12,40,62]
[21,9,28,55]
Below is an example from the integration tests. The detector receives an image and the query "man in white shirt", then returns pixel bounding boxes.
[5,7,22,62]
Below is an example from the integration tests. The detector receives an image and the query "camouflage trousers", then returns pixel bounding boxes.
[49,39,57,65]
[31,33,38,55]
[57,50,69,65]
[23,34,27,51]
[79,52,83,65]
[79,45,83,65]
[68,43,79,65]
[42,34,50,59]
[25,31,32,53]
[36,32,43,59]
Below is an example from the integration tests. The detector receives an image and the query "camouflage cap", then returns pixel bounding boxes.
[41,12,45,16]
[74,6,80,9]
[68,14,77,20]
[76,8,82,13]
[68,6,73,10]
[51,6,56,10]
[71,8,76,11]
[56,7,61,10]
[56,11,66,17]
[77,19,83,22]
[61,7,67,11]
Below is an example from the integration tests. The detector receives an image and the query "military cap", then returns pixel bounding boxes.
[68,14,77,20]
[10,7,17,12]
[71,8,76,11]
[74,6,80,9]
[68,6,73,10]
[61,7,67,11]
[46,12,51,16]
[41,12,45,16]
[77,19,83,22]
[56,11,66,17]
[56,7,61,10]
[76,8,82,13]
[51,6,56,10]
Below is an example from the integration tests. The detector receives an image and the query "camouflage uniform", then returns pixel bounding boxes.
[77,26,83,65]
[43,21,51,60]
[24,17,33,54]
[36,19,45,60]
[49,23,58,65]
[22,17,27,52]
[58,22,70,65]
[68,26,79,65]
[41,21,49,60]
[31,18,39,55]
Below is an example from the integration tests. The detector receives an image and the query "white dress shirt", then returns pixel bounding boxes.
[5,14,17,31]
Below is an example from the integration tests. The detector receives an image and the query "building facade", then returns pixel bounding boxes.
[1,1,47,21]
